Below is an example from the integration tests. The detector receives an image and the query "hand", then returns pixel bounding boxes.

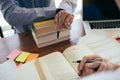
[114,35,120,39]
[54,10,74,31]
[114,36,120,43]
[78,55,119,77]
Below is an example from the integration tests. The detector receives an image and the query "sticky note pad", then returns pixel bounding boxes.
[25,53,39,62]
[15,52,30,63]
[7,49,22,59]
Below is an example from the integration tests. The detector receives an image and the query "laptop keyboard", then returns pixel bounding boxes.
[90,21,120,29]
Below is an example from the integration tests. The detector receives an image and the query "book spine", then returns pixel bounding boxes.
[33,30,70,43]
[36,36,70,48]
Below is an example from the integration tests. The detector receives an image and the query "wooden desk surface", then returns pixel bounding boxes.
[0,31,71,63]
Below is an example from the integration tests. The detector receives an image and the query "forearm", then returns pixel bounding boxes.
[59,0,77,14]
[114,64,120,70]
[4,7,56,26]
[0,0,56,26]
[106,61,120,71]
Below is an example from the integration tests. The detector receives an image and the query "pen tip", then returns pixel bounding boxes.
[72,61,77,63]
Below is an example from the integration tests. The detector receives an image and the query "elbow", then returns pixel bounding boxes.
[3,11,29,27]
[4,17,17,26]
[2,10,20,27]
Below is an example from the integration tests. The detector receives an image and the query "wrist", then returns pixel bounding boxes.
[111,63,120,71]
[114,64,120,70]
[56,8,64,14]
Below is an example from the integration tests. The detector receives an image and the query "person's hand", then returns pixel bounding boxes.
[54,10,74,31]
[114,36,120,43]
[78,55,119,77]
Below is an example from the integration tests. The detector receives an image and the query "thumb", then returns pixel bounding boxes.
[54,15,58,30]
[87,62,101,69]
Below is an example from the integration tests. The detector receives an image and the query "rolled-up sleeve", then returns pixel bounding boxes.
[0,0,56,27]
[59,0,77,14]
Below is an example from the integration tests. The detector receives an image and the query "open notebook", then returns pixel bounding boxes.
[0,59,23,80]
[82,0,120,36]
[18,32,120,80]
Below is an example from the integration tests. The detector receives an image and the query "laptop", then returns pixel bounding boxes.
[82,0,120,37]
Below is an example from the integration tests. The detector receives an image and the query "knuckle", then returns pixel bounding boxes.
[84,63,88,68]
[83,56,88,60]
[101,63,107,69]
[62,10,65,14]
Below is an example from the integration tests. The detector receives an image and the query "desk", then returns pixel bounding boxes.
[0,31,71,63]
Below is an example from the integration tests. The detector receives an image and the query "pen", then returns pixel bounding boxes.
[72,58,102,63]
[57,31,60,39]
[57,13,61,39]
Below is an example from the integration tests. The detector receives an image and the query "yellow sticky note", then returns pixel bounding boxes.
[15,52,30,63]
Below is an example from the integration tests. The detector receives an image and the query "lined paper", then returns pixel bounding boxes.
[0,59,23,80]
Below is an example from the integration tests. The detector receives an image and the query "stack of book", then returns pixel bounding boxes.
[32,19,70,48]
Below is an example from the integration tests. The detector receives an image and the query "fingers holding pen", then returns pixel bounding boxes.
[57,11,67,30]
[97,61,108,72]
[54,10,74,31]
[78,61,102,77]
[63,14,74,28]
[80,63,95,77]
[78,55,120,77]
[78,55,102,76]
[54,14,59,29]
[54,10,65,31]
[87,62,101,69]
[78,55,102,71]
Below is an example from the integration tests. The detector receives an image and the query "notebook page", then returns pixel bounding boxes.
[87,38,120,64]
[78,31,120,64]
[78,31,109,45]
[18,60,41,80]
[0,59,23,80]
[92,28,120,38]
[38,52,80,80]
[63,45,95,72]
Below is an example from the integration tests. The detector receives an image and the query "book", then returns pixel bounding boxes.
[32,19,70,48]
[35,36,70,48]
[92,28,120,38]
[19,32,120,80]
[33,19,55,35]
[0,59,23,80]
[77,32,120,64]
[32,29,70,48]
[33,19,68,36]
[32,28,70,40]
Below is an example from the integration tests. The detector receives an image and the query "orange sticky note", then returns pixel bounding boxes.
[15,52,30,63]
[25,53,39,62]
[7,49,22,59]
